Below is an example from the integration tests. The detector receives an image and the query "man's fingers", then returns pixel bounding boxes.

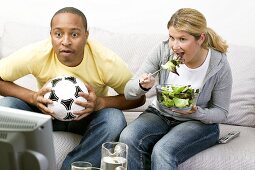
[39,87,52,95]
[74,112,91,120]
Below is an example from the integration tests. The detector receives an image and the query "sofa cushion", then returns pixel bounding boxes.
[0,22,49,59]
[53,132,81,170]
[179,124,255,169]
[224,44,255,127]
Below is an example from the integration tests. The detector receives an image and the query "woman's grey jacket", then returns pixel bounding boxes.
[124,40,232,124]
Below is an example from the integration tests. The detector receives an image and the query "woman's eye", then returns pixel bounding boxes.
[180,38,186,42]
[169,36,174,41]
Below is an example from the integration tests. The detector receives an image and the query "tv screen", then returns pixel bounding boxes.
[0,106,57,170]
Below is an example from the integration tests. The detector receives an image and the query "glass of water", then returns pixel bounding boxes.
[71,161,92,170]
[100,142,128,170]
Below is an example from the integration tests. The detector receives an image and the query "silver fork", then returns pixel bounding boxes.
[151,68,163,76]
[151,53,176,76]
[140,53,176,83]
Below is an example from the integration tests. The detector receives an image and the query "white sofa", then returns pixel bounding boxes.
[1,22,255,170]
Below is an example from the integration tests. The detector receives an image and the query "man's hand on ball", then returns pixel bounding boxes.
[74,83,97,120]
[34,87,54,116]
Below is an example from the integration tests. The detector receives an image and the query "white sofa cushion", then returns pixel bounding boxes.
[53,132,81,170]
[0,22,49,59]
[179,124,255,169]
[225,45,255,127]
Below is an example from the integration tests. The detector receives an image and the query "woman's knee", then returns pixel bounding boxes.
[152,141,176,166]
[119,122,141,146]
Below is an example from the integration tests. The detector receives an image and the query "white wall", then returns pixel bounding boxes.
[0,0,255,47]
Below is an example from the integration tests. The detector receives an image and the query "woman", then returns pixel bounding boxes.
[119,8,232,170]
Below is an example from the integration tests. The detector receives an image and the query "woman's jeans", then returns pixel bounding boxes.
[0,97,127,170]
[119,106,219,170]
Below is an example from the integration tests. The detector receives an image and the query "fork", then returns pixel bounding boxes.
[150,53,176,76]
[151,68,163,76]
[140,53,176,83]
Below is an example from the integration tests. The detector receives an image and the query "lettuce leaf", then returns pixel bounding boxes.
[158,85,199,108]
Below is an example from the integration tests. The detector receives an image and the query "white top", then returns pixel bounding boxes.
[166,49,211,89]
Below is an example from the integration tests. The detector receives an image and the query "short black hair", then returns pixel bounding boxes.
[50,7,87,31]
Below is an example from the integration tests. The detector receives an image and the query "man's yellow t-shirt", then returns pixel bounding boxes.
[0,38,132,96]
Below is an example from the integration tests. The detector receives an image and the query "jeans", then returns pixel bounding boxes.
[0,97,127,170]
[119,106,219,170]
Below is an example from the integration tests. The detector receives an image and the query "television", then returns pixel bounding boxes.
[0,106,57,170]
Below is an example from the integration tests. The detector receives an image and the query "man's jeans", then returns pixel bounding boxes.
[119,106,219,170]
[0,97,127,170]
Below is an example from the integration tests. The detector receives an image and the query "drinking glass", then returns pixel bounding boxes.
[100,142,128,170]
[71,161,92,170]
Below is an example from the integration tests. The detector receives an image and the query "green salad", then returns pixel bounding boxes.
[161,59,181,76]
[157,85,199,108]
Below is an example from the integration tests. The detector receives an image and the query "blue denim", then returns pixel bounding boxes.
[119,106,219,170]
[0,97,127,170]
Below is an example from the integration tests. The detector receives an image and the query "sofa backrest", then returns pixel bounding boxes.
[0,22,255,127]
[224,44,255,127]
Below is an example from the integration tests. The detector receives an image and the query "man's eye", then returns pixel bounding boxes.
[72,33,78,37]
[55,32,62,37]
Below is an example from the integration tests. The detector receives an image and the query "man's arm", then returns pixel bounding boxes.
[96,94,146,111]
[0,78,53,114]
[74,83,146,120]
[0,78,35,104]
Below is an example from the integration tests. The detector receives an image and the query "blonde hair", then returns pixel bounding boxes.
[167,8,228,53]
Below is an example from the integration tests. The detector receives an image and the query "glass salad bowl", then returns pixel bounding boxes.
[156,84,199,111]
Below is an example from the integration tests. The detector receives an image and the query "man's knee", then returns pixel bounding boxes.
[0,97,22,107]
[0,96,32,111]
[103,108,127,130]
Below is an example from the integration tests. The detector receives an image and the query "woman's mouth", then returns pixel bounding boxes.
[174,52,185,63]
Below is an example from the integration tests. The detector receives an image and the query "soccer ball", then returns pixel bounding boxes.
[44,75,88,121]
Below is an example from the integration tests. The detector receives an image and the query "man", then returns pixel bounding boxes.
[0,7,145,169]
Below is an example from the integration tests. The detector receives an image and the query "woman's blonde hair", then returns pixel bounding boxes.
[167,8,228,53]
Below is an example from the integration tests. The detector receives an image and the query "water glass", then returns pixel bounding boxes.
[100,142,128,170]
[71,161,92,170]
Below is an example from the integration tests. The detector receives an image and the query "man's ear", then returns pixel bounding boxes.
[85,30,89,39]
